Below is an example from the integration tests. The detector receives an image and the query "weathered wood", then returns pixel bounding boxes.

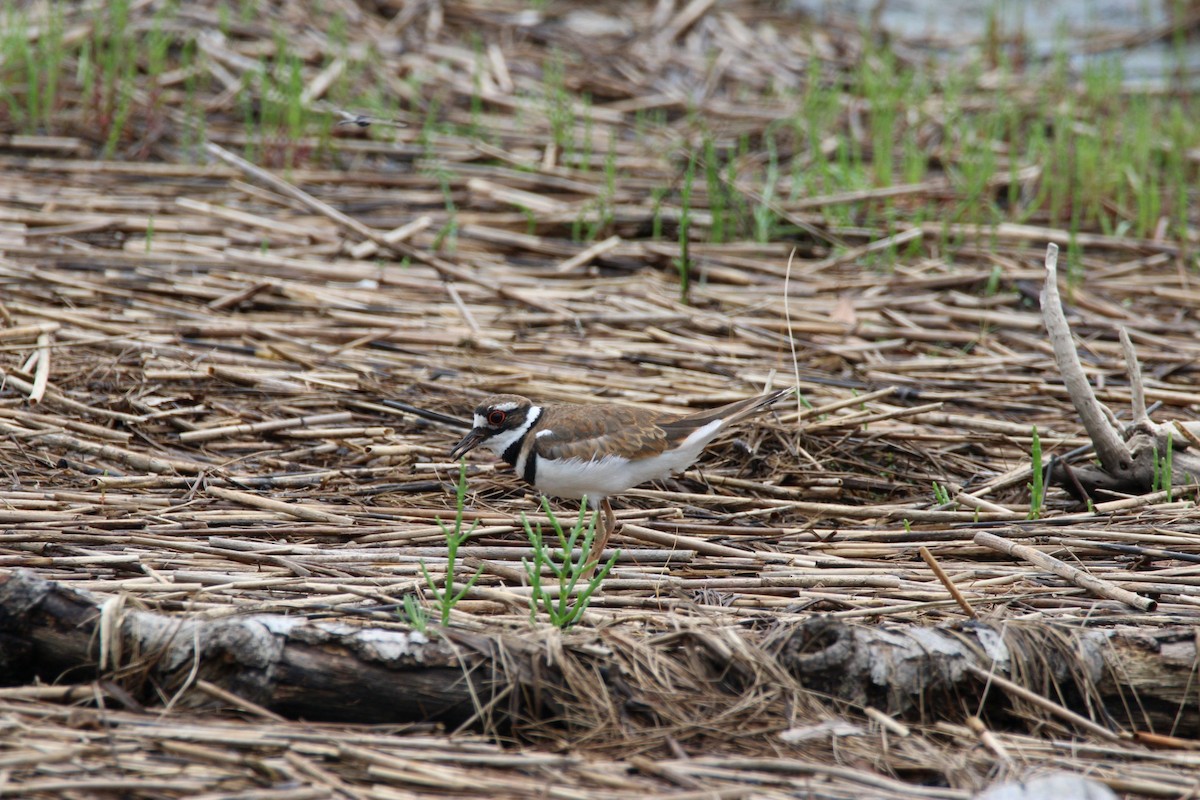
[777,616,1200,736]
[3,569,1197,738]
[1041,243,1200,500]
[0,569,485,726]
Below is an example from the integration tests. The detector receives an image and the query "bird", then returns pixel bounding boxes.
[449,388,790,568]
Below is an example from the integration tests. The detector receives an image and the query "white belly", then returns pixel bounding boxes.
[534,444,708,502]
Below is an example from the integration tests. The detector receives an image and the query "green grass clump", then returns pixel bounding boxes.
[0,1,1195,269]
[1153,431,1174,502]
[522,497,617,629]
[0,3,64,132]
[403,460,483,630]
[1028,425,1045,520]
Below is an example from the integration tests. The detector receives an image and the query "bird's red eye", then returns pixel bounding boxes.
[487,410,506,426]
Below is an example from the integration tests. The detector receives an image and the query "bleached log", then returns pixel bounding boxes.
[1,569,1197,736]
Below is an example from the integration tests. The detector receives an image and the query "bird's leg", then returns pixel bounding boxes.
[584,497,616,575]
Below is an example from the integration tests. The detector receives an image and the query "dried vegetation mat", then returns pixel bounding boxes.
[1,1,1200,798]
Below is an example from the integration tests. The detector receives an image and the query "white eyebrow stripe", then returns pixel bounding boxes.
[494,401,521,412]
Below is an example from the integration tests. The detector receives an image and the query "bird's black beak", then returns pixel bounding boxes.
[449,428,486,460]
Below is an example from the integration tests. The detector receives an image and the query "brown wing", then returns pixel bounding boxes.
[532,404,670,462]
[534,390,789,462]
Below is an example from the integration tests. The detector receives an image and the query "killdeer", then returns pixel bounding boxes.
[449,388,789,566]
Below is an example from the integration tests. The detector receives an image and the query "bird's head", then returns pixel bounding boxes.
[449,394,536,459]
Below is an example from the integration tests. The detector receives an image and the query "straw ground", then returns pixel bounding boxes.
[0,1,1198,798]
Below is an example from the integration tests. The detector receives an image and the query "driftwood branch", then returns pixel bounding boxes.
[1041,243,1200,499]
[1120,327,1151,427]
[1040,243,1131,475]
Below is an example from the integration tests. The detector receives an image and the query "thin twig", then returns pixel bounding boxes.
[919,546,977,618]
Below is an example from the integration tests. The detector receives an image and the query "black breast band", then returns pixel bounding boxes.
[501,434,524,468]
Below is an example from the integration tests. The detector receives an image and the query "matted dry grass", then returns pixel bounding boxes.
[1,0,1199,797]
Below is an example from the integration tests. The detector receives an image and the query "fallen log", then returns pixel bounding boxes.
[1,568,1197,739]
[0,568,484,726]
[776,615,1199,737]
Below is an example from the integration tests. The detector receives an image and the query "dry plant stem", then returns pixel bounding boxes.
[1172,419,1200,450]
[0,422,201,474]
[808,226,923,271]
[965,663,1123,742]
[629,756,707,790]
[281,750,357,798]
[0,321,60,341]
[783,248,804,418]
[538,574,901,594]
[952,492,1013,514]
[193,679,288,722]
[206,485,355,525]
[918,546,977,617]
[554,234,622,273]
[864,707,911,737]
[347,214,433,259]
[619,523,785,561]
[1091,485,1196,512]
[1134,730,1200,751]
[793,385,897,420]
[202,144,377,241]
[802,400,944,431]
[28,332,50,404]
[1052,537,1200,565]
[0,367,142,423]
[179,411,353,443]
[1040,242,1130,473]
[203,143,563,317]
[930,221,1184,253]
[973,532,1156,611]
[0,407,131,441]
[175,197,328,242]
[676,758,969,799]
[966,716,1014,768]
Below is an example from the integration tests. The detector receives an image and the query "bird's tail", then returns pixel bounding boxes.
[667,387,792,430]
